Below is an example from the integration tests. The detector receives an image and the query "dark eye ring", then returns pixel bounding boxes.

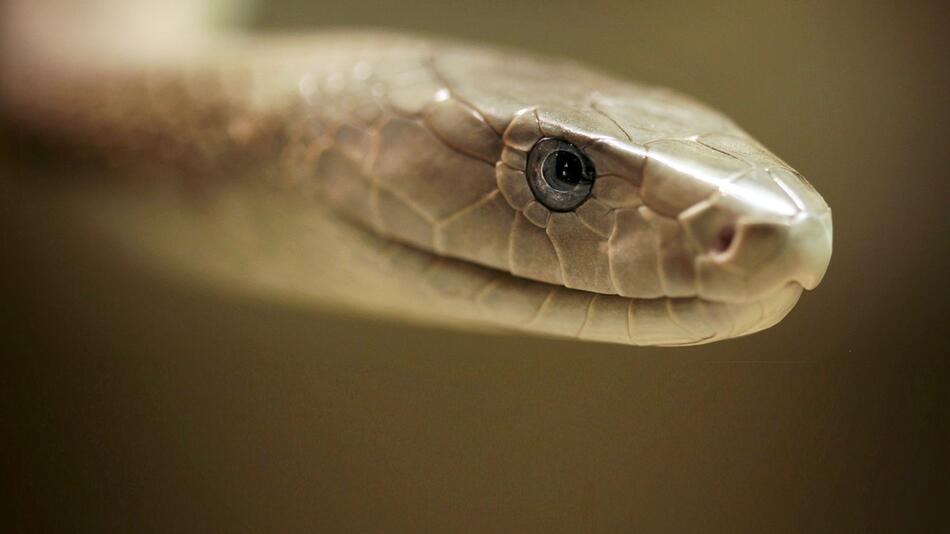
[525,138,596,211]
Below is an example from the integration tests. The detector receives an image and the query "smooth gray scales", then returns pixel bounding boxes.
[0,1,832,346]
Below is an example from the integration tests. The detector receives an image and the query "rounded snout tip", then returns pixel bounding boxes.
[693,207,832,303]
[787,208,833,290]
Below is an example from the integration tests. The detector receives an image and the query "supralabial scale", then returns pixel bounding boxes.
[0,0,832,346]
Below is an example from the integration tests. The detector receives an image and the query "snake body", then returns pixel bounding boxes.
[1,2,832,346]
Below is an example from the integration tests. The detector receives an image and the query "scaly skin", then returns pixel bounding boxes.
[1,29,832,346]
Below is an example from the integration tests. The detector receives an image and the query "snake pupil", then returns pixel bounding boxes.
[553,151,583,185]
[540,147,591,191]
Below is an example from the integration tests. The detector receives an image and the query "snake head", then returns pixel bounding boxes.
[310,42,833,345]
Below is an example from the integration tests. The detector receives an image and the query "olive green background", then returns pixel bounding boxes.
[2,0,947,532]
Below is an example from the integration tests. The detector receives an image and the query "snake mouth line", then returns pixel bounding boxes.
[377,226,804,346]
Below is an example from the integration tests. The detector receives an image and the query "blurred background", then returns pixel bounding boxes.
[1,0,947,531]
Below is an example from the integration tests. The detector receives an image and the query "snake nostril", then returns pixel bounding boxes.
[715,225,736,254]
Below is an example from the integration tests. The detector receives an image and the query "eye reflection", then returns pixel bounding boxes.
[526,138,595,211]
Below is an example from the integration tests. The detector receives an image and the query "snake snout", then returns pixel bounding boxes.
[682,169,833,304]
[691,209,832,303]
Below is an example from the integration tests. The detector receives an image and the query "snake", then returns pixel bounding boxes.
[0,0,832,346]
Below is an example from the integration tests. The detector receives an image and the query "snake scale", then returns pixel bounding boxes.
[1,1,832,346]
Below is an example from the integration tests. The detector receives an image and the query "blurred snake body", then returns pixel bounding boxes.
[1,1,832,346]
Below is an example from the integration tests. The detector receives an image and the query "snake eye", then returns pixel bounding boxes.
[526,138,596,211]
